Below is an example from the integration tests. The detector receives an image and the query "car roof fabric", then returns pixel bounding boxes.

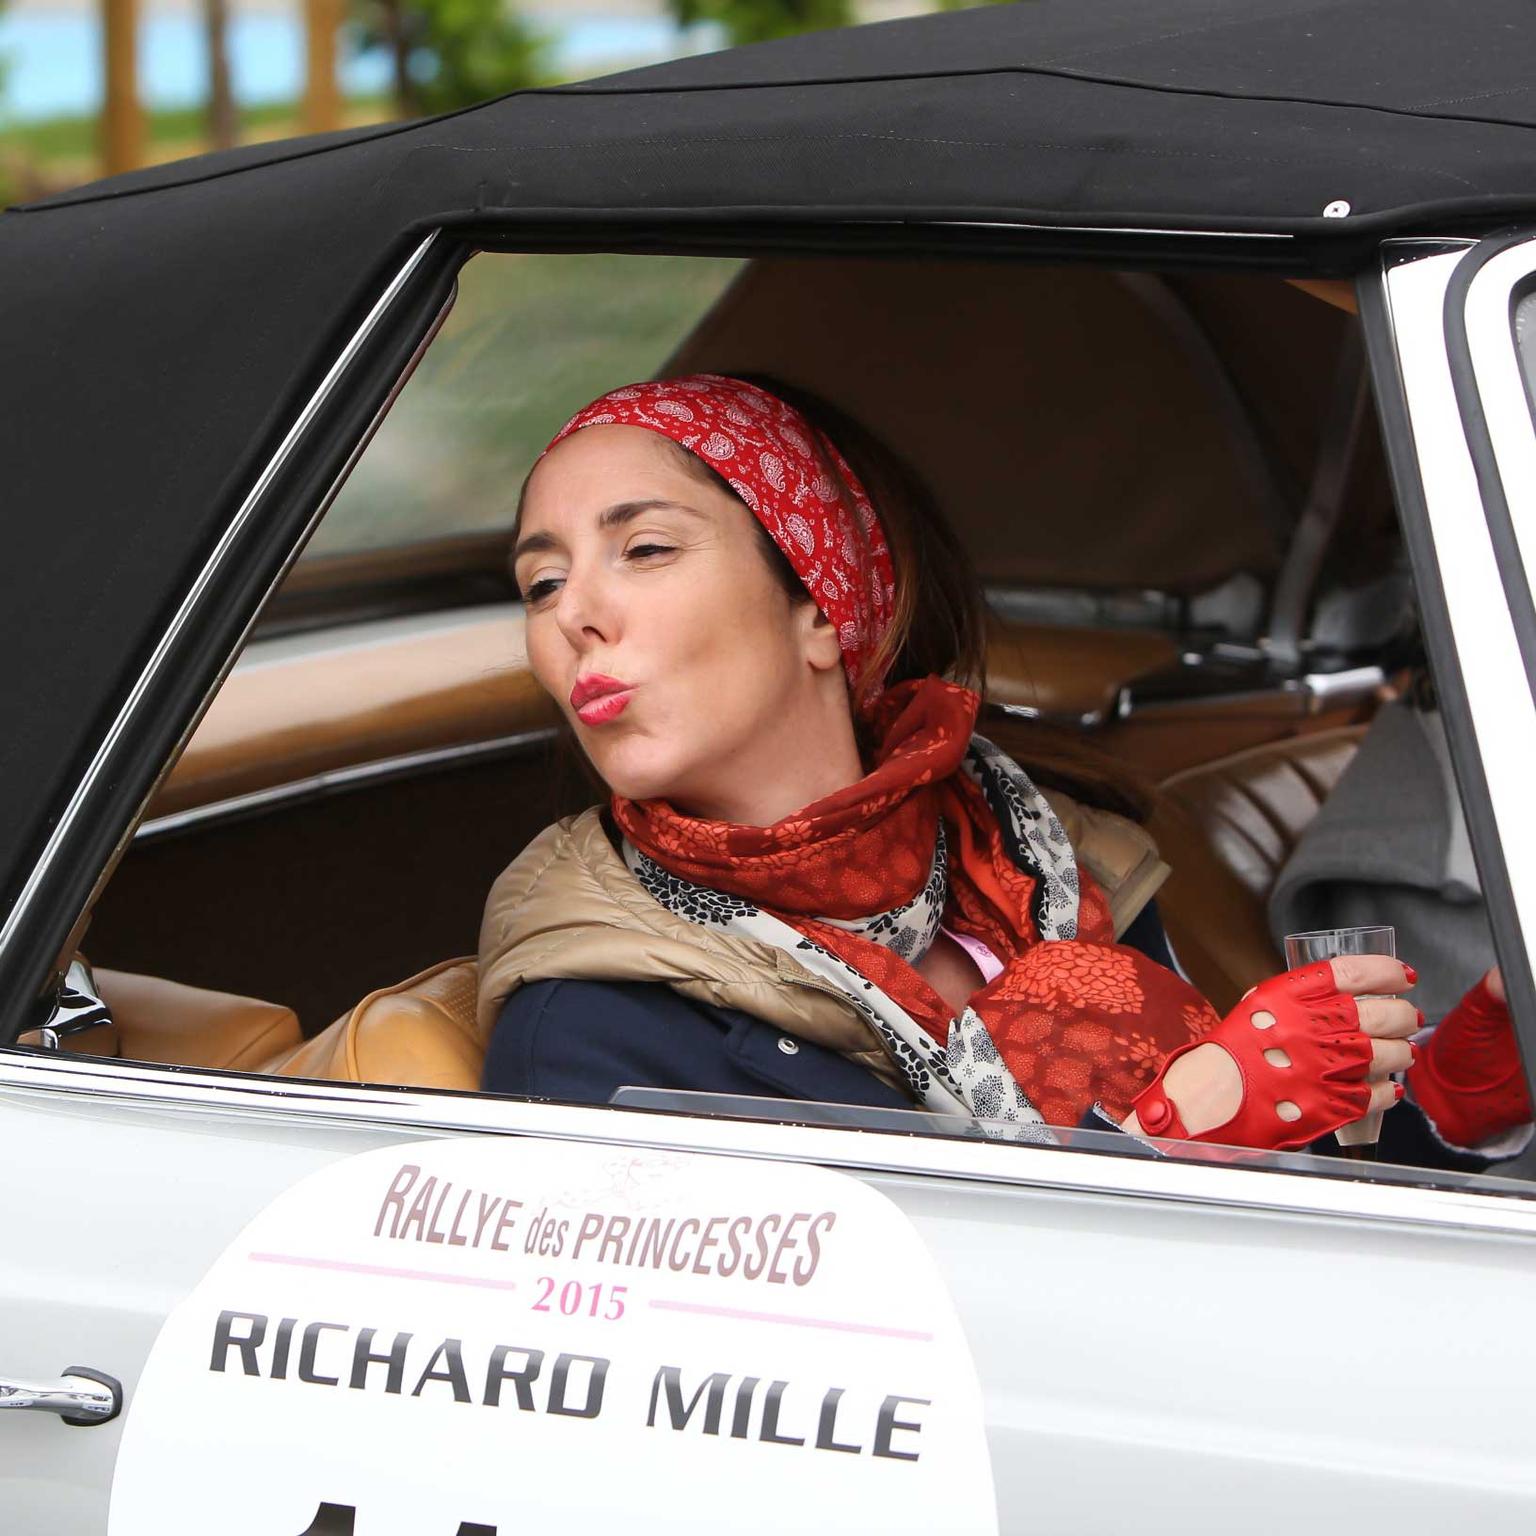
[0,0,1533,950]
[16,0,1536,228]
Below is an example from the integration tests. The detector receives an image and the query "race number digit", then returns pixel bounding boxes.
[292,1509,495,1536]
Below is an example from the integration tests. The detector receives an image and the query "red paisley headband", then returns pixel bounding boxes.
[545,374,897,709]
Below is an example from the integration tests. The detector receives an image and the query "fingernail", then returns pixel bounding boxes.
[1410,1043,1421,1064]
[1404,965,1419,985]
[1395,1083,1406,1101]
[1416,1009,1426,1028]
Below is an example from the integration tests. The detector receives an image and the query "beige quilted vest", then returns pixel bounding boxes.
[478,797,1168,1094]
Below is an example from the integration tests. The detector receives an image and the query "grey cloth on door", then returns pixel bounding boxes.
[1268,701,1495,1022]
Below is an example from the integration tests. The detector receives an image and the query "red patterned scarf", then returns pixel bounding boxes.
[614,678,1220,1127]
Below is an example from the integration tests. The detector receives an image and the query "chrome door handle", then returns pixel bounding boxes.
[0,1366,122,1426]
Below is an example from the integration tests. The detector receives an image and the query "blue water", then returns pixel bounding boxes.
[0,10,719,119]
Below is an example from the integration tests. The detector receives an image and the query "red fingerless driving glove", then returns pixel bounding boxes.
[1408,977,1532,1149]
[1131,963,1376,1150]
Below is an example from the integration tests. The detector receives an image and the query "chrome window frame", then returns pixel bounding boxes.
[1365,236,1536,1088]
[1458,239,1536,616]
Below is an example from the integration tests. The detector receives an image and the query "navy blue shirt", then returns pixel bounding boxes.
[482,899,1177,1111]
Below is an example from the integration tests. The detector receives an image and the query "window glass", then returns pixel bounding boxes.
[305,251,744,559]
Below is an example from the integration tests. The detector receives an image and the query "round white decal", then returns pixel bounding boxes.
[108,1138,996,1535]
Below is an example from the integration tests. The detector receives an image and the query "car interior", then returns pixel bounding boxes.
[23,250,1450,1144]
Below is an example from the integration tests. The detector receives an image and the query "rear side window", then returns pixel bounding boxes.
[306,251,744,559]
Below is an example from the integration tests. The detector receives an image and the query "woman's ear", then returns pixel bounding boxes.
[798,602,844,675]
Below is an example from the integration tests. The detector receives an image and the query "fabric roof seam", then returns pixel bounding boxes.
[551,65,1536,141]
[16,63,1536,216]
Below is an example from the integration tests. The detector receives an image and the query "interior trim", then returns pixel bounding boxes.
[135,728,558,841]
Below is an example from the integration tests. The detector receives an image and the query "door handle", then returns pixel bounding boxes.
[0,1366,123,1426]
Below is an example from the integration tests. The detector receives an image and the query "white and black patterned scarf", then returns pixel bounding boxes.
[623,735,1079,1132]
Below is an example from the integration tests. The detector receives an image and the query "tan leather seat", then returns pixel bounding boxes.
[1148,727,1365,1013]
[20,960,480,1094]
[17,968,305,1070]
[265,957,481,1091]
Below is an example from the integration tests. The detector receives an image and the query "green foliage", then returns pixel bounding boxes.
[350,0,549,113]
[666,0,852,48]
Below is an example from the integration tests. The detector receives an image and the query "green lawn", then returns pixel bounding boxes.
[1,97,319,159]
[0,96,394,201]
[310,251,746,558]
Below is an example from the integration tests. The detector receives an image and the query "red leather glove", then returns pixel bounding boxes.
[1408,977,1532,1148]
[1131,963,1377,1150]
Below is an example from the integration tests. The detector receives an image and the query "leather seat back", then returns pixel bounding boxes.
[19,959,481,1095]
[15,969,304,1070]
[266,957,481,1091]
[1148,727,1364,1013]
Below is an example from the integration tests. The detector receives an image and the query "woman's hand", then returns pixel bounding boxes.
[1127,956,1418,1150]
[1408,965,1531,1148]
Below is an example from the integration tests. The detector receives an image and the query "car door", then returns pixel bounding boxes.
[8,1040,1536,1536]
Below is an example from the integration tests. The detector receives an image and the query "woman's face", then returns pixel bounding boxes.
[514,424,857,820]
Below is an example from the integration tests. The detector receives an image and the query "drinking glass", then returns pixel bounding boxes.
[1282,925,1396,1157]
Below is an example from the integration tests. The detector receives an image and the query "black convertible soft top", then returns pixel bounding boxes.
[1,0,1535,1009]
[17,0,1536,232]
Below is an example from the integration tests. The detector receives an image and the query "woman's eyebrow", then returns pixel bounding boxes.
[511,529,559,563]
[598,498,706,530]
[513,499,706,564]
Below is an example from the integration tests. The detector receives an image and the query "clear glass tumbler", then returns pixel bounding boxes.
[1282,925,1397,1156]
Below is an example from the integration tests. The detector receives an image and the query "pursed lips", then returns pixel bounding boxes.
[570,673,635,725]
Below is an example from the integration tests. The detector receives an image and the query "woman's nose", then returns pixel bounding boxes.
[552,566,617,652]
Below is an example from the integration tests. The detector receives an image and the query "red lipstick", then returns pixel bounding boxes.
[570,673,634,725]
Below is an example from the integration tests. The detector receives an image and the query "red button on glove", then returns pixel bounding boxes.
[1408,975,1532,1149]
[1132,963,1376,1151]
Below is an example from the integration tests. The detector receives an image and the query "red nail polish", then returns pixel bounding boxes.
[1404,965,1419,985]
[1395,1083,1406,1101]
[1416,1008,1426,1028]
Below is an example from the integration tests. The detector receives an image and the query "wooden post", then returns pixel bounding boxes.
[101,0,145,176]
[204,0,237,150]
[302,0,344,134]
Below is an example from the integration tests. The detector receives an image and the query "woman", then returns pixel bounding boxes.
[479,373,1529,1158]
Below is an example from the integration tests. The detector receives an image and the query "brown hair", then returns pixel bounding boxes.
[679,375,989,703]
[703,376,1152,822]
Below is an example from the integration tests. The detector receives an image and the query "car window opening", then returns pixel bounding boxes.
[21,250,1532,1191]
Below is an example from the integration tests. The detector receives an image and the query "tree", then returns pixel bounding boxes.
[203,0,236,150]
[666,0,851,48]
[350,0,547,117]
[100,0,145,175]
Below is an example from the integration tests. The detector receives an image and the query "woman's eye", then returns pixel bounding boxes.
[522,576,563,604]
[625,542,677,561]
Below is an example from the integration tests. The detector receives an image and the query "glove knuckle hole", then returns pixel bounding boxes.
[1263,1047,1292,1069]
[1275,1100,1303,1123]
[1250,1009,1277,1030]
